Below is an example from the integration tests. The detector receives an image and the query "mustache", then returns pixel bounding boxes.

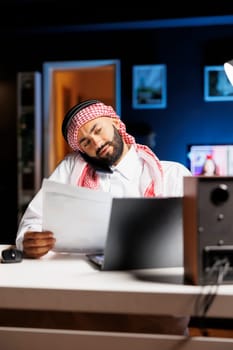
[96,141,112,156]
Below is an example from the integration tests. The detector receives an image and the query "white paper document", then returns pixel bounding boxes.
[42,179,113,254]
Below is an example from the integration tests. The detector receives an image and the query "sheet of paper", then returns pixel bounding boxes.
[42,179,113,254]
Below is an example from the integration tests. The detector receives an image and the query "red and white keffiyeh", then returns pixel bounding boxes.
[67,102,134,151]
[66,101,164,197]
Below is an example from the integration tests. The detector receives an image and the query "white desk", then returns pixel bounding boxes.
[0,245,232,350]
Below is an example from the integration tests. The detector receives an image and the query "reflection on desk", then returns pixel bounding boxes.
[0,245,232,350]
[0,245,232,317]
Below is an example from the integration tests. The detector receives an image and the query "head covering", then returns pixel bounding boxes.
[63,100,135,151]
[62,100,164,198]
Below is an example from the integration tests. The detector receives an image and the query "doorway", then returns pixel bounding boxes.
[42,59,121,178]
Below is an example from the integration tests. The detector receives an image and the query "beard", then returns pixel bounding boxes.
[81,126,124,169]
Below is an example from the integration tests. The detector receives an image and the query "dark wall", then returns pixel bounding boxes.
[16,21,233,164]
[1,17,233,243]
[0,27,17,244]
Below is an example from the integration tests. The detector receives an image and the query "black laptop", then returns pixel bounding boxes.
[87,196,183,271]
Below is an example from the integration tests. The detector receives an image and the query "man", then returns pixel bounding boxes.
[16,99,191,335]
[16,99,191,257]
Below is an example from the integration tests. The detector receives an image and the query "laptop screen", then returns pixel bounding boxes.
[101,197,183,270]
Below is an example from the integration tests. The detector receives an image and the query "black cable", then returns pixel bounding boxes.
[194,258,230,336]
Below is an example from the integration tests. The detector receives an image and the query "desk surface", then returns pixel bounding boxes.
[0,245,232,318]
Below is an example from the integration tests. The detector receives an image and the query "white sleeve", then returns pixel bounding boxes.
[15,153,79,251]
[161,161,192,197]
[15,189,43,251]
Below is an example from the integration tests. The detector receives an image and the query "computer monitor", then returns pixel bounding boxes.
[187,144,233,176]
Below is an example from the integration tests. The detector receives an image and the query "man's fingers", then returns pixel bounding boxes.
[22,231,56,258]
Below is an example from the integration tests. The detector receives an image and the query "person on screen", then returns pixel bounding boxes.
[15,99,191,335]
[200,154,219,176]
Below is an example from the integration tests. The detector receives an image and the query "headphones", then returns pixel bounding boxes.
[62,99,101,142]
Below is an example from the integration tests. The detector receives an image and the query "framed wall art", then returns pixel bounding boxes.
[204,65,233,102]
[132,64,167,109]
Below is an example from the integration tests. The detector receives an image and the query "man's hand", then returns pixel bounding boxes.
[23,231,56,259]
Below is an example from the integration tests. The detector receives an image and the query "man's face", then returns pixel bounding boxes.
[77,117,124,166]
